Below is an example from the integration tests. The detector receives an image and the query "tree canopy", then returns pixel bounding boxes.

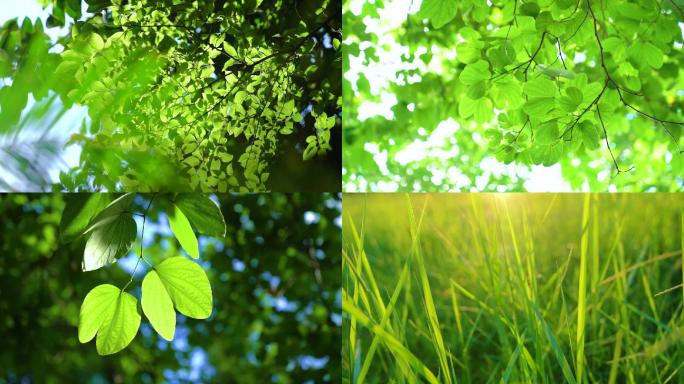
[343,0,684,191]
[0,0,341,192]
[0,193,341,383]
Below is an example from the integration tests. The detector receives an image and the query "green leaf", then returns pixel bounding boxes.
[536,121,559,145]
[78,284,141,356]
[155,257,213,319]
[168,205,199,259]
[85,193,135,232]
[580,120,600,149]
[455,42,482,64]
[543,142,563,166]
[467,81,487,99]
[523,77,556,99]
[419,0,458,29]
[520,2,540,17]
[523,97,555,116]
[459,60,490,85]
[473,98,494,123]
[558,86,583,112]
[60,194,112,242]
[458,97,476,119]
[617,2,645,21]
[496,145,517,164]
[142,271,176,341]
[484,129,502,147]
[491,80,524,109]
[78,284,119,344]
[83,194,137,271]
[632,42,663,69]
[556,0,575,9]
[174,194,226,237]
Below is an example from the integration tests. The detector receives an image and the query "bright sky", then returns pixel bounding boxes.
[344,0,579,192]
[0,1,86,191]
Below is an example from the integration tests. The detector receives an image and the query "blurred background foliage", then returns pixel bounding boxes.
[0,192,341,383]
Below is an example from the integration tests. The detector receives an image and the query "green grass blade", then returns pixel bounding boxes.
[405,194,454,384]
[532,303,577,384]
[576,194,590,384]
[343,291,440,384]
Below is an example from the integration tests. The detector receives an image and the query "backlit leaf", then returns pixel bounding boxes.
[459,60,490,85]
[142,271,176,341]
[156,257,213,319]
[419,0,458,29]
[174,194,226,237]
[78,284,141,356]
[168,205,199,259]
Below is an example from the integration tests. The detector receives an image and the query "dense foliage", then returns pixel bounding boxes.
[0,193,341,383]
[343,193,684,383]
[0,0,341,191]
[344,0,684,191]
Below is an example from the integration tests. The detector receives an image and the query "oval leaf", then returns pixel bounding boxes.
[142,270,176,341]
[156,257,212,319]
[168,205,199,259]
[174,194,226,237]
[83,212,137,271]
[96,291,141,355]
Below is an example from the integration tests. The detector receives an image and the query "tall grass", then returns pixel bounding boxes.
[342,194,684,383]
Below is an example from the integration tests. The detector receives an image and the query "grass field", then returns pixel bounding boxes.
[342,194,684,383]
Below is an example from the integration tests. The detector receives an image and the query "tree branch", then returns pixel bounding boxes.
[559,0,684,172]
[596,105,634,175]
[491,31,547,81]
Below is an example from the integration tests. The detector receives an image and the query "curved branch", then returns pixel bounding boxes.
[596,105,634,174]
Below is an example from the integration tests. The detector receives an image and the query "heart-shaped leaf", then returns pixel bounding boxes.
[78,284,141,355]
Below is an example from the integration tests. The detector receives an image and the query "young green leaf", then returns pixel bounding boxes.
[168,205,199,259]
[419,0,458,29]
[78,284,141,356]
[155,257,213,319]
[459,60,490,85]
[558,86,583,112]
[536,121,560,145]
[523,77,556,99]
[580,121,600,149]
[174,194,226,237]
[78,284,119,344]
[523,97,555,116]
[83,212,136,271]
[142,270,176,341]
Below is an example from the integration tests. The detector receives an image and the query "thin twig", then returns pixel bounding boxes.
[123,194,156,292]
[596,105,634,175]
